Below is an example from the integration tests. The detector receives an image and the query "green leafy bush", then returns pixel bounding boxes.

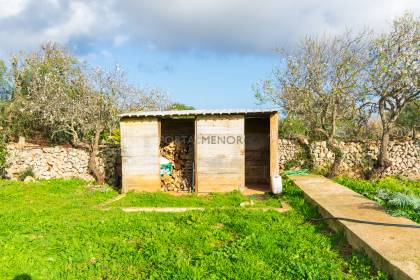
[312,164,332,177]
[0,137,7,178]
[284,158,301,170]
[284,145,314,171]
[380,191,420,221]
[18,167,35,181]
[375,176,420,197]
[278,117,309,138]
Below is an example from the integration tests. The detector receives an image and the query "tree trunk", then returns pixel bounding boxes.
[88,128,105,184]
[378,126,392,169]
[374,97,392,177]
[327,140,342,178]
[376,95,396,174]
[327,99,341,178]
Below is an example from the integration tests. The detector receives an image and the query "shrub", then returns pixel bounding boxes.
[284,145,314,171]
[284,158,301,170]
[18,167,34,181]
[312,165,331,176]
[278,117,309,138]
[359,144,377,179]
[0,137,7,178]
[376,177,420,197]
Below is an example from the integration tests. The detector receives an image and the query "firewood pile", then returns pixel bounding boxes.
[160,138,194,192]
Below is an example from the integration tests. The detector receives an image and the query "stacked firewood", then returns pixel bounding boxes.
[160,138,194,192]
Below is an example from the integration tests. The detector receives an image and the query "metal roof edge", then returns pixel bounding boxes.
[120,108,278,118]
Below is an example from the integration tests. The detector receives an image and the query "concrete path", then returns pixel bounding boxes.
[116,204,291,213]
[121,207,204,213]
[95,193,126,209]
[289,175,420,280]
[97,192,291,214]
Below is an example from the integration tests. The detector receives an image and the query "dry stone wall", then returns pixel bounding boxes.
[5,143,120,185]
[4,139,419,184]
[278,139,420,177]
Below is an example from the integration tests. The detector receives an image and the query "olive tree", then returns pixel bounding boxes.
[10,43,87,140]
[0,59,11,127]
[255,31,370,177]
[366,13,419,172]
[0,59,12,176]
[0,59,13,131]
[80,67,169,183]
[0,60,12,101]
[11,43,168,183]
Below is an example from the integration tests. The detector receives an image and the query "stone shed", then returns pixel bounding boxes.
[120,109,279,193]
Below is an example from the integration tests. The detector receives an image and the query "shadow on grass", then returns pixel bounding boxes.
[13,274,32,280]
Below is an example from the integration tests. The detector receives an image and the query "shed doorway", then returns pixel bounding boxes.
[245,117,270,192]
[160,118,195,192]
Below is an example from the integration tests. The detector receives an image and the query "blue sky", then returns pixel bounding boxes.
[87,45,276,108]
[0,0,419,109]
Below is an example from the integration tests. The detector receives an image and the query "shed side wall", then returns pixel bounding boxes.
[196,115,245,192]
[120,118,160,192]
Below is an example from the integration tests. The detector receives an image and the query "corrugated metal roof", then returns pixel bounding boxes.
[120,108,278,118]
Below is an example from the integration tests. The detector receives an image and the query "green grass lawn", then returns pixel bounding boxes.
[0,179,386,279]
[335,176,420,223]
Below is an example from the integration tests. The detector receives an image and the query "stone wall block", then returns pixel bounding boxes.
[278,139,419,177]
[5,143,121,185]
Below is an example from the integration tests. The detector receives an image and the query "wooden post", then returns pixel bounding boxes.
[270,113,279,178]
[194,117,198,192]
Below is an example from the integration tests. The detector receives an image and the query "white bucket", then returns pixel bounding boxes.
[271,175,282,194]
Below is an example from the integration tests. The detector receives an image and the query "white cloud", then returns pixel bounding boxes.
[44,1,97,41]
[0,0,118,56]
[0,0,28,18]
[0,0,419,56]
[113,34,129,47]
[114,0,420,52]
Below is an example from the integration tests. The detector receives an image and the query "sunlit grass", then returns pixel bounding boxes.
[335,176,420,222]
[0,179,386,279]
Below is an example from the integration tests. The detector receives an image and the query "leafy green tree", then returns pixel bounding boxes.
[0,59,11,177]
[0,59,12,124]
[278,116,309,139]
[396,101,419,139]
[0,60,12,101]
[167,102,195,110]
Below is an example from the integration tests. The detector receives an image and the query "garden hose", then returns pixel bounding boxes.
[283,169,310,176]
[306,217,420,229]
